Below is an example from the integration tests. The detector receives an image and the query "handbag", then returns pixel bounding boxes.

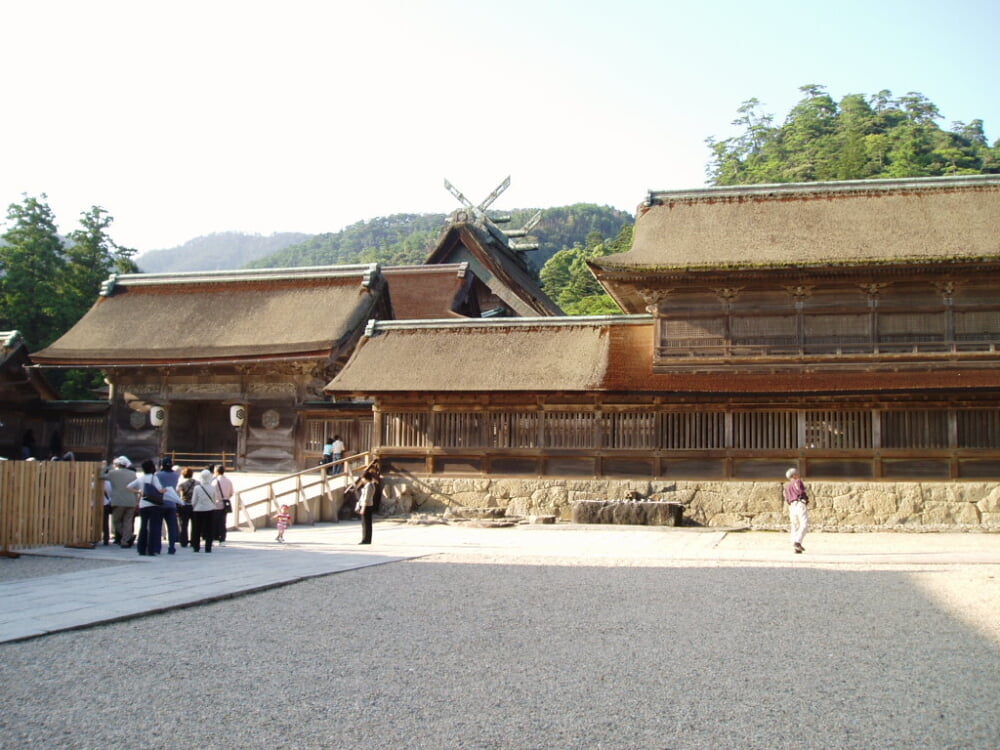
[223,498,233,513]
[142,480,164,506]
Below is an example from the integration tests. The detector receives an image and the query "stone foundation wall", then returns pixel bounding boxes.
[379,476,1000,531]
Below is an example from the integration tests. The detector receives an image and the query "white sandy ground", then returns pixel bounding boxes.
[0,524,998,750]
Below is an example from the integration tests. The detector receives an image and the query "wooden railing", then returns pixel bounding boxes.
[233,452,372,532]
[164,450,236,469]
[0,461,103,556]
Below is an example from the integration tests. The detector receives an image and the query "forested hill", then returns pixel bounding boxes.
[246,204,633,272]
[707,85,1000,185]
[136,231,313,273]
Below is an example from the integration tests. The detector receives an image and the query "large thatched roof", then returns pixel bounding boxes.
[591,175,1000,312]
[326,315,1000,397]
[33,266,386,366]
[326,316,644,393]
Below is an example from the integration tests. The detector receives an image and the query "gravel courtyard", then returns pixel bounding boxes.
[1,531,998,749]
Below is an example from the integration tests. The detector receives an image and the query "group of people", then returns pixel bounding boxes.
[101,454,382,549]
[101,457,235,555]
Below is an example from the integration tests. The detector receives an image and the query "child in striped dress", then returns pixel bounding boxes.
[276,505,292,543]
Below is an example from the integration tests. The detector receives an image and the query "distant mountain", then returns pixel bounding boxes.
[135,232,313,273]
[247,205,634,274]
[133,205,634,276]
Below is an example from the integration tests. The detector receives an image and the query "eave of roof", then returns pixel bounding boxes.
[327,315,649,393]
[594,174,1000,276]
[33,265,386,366]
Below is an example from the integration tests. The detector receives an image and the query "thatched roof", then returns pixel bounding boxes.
[326,316,646,393]
[1,330,59,400]
[327,315,1000,397]
[33,266,387,366]
[605,175,1000,272]
[590,176,1000,312]
[425,221,561,317]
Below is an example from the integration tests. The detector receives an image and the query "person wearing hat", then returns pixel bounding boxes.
[102,456,138,547]
[783,467,809,554]
[190,469,217,553]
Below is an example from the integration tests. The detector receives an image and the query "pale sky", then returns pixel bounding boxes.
[1,0,998,254]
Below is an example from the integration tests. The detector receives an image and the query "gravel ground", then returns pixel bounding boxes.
[0,553,998,750]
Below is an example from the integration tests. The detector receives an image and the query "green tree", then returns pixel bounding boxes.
[65,206,138,318]
[0,195,68,348]
[59,207,139,399]
[540,224,630,315]
[706,86,999,185]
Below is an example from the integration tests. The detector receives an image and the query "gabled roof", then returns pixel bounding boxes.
[591,175,1000,312]
[1,330,60,400]
[382,263,477,319]
[425,220,562,317]
[1,330,24,352]
[33,265,387,366]
[325,315,1000,397]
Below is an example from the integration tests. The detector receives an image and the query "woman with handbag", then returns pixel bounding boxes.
[128,459,165,556]
[190,469,217,553]
[211,465,234,547]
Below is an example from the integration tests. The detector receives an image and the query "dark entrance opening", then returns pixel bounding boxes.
[167,402,237,466]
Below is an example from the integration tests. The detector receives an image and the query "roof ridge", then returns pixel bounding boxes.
[646,174,1000,205]
[100,264,381,296]
[365,314,652,336]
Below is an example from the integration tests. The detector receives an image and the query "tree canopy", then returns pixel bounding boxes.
[1,195,137,397]
[540,224,630,315]
[706,85,1000,185]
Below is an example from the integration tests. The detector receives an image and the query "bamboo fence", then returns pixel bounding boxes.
[0,461,103,556]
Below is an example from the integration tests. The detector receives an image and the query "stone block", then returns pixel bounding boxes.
[953,503,981,526]
[571,500,684,526]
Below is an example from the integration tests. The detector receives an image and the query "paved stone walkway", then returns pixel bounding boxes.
[2,520,998,643]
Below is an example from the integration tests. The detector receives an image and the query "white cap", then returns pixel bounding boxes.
[114,456,131,467]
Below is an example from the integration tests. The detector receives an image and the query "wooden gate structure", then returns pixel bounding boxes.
[0,461,103,555]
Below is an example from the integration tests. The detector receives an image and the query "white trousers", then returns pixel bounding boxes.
[788,500,808,545]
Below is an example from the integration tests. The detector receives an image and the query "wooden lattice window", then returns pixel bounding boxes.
[730,314,797,346]
[877,311,945,343]
[803,313,871,346]
[881,411,949,449]
[954,310,1000,342]
[660,317,726,350]
[957,410,1000,449]
[304,418,373,454]
[63,416,107,451]
[733,412,797,450]
[805,411,873,449]
[602,412,657,450]
[381,412,431,448]
[660,412,726,450]
[484,412,540,449]
[543,411,597,449]
[436,412,482,448]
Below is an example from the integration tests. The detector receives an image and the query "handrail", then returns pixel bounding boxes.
[165,450,235,469]
[233,452,372,532]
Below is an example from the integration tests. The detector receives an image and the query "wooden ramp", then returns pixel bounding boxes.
[233,453,373,531]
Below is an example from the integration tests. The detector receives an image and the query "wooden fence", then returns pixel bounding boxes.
[0,461,103,555]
